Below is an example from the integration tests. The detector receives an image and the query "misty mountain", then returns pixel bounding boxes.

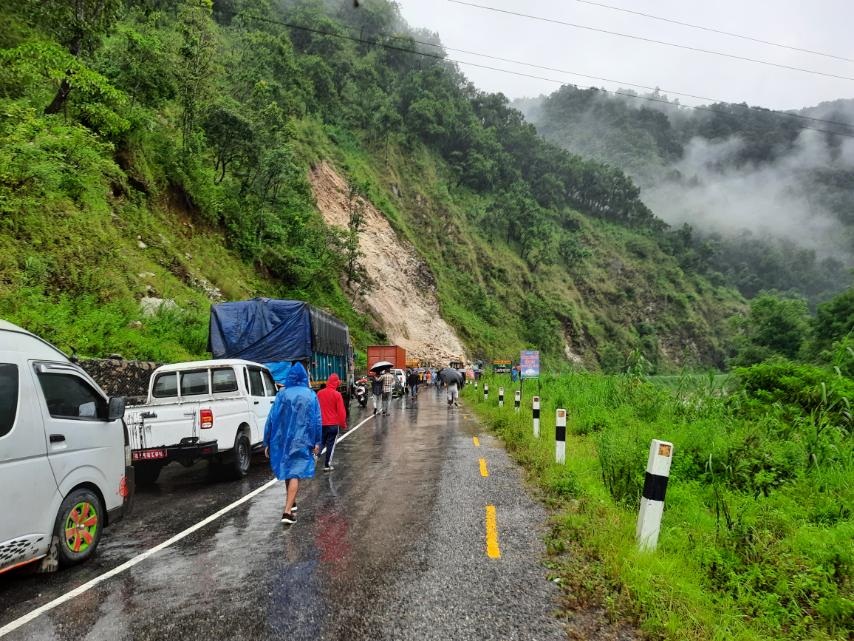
[516,89,854,303]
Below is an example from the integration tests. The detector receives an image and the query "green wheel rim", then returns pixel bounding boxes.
[64,501,98,554]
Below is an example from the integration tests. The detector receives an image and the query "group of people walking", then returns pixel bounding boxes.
[263,363,347,525]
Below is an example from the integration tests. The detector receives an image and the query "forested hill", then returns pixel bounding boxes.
[516,88,854,305]
[1,0,750,371]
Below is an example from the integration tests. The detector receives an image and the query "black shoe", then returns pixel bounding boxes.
[324,465,334,471]
[292,502,298,512]
[373,408,377,415]
[281,512,296,524]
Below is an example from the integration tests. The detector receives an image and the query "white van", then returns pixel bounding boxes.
[125,359,277,484]
[0,320,132,575]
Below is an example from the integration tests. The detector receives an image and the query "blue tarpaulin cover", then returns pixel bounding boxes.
[208,298,312,363]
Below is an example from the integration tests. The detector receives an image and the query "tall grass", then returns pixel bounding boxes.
[463,365,852,640]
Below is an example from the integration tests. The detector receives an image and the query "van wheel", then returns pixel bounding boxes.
[54,489,103,567]
[135,463,162,485]
[230,432,251,479]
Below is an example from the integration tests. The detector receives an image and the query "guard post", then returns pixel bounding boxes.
[498,387,504,408]
[555,409,567,464]
[483,384,489,402]
[636,440,674,551]
[532,396,541,437]
[514,390,520,413]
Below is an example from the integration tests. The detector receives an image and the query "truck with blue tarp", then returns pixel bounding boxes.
[207,299,353,402]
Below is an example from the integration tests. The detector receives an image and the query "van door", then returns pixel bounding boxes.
[244,366,270,445]
[33,363,123,506]
[0,355,59,570]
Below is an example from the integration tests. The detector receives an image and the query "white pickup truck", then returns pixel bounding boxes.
[125,359,278,484]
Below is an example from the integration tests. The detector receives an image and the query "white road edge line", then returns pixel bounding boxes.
[0,412,376,638]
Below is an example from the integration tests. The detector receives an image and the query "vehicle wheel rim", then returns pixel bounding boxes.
[239,441,249,471]
[64,501,98,553]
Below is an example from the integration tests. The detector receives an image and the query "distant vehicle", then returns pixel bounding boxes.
[391,368,406,397]
[353,377,369,407]
[367,345,407,371]
[209,298,353,403]
[125,359,276,485]
[0,320,133,574]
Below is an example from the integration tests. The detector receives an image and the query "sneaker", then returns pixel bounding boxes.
[281,512,296,524]
[324,465,334,471]
[292,502,298,512]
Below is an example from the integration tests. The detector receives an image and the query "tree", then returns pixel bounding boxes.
[731,293,810,365]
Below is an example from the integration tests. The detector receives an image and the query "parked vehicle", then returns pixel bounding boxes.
[125,359,276,485]
[367,345,407,371]
[391,368,407,397]
[0,320,133,574]
[209,298,353,403]
[353,377,369,407]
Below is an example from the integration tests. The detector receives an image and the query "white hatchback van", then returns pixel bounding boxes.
[0,320,133,575]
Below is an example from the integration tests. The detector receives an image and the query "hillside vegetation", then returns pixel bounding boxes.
[0,0,752,370]
[518,88,854,305]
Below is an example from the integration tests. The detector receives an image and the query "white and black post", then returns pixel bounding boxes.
[555,409,567,464]
[483,384,489,402]
[498,387,505,408]
[636,440,674,551]
[514,390,521,413]
[532,396,541,438]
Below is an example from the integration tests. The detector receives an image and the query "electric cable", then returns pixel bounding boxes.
[569,0,854,63]
[447,0,854,82]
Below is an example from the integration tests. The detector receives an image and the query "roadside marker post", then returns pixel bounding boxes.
[484,384,489,402]
[555,409,567,464]
[498,387,504,408]
[532,396,540,437]
[636,440,674,551]
[514,390,520,412]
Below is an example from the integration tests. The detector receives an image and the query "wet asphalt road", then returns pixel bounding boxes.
[0,389,565,641]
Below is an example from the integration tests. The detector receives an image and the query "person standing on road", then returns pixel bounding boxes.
[380,368,396,415]
[407,369,420,399]
[317,373,347,471]
[371,371,383,415]
[264,362,322,524]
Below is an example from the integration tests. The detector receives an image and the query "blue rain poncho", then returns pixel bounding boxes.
[263,362,322,480]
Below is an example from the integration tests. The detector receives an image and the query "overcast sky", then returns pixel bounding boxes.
[392,0,854,111]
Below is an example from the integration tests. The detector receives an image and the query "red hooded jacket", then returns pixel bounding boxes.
[317,373,347,429]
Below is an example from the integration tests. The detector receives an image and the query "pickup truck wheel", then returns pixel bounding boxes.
[54,489,103,567]
[230,432,251,479]
[135,463,162,486]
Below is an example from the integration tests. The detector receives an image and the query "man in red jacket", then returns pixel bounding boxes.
[316,373,348,471]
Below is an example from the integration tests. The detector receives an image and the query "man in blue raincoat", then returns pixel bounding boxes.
[264,362,322,524]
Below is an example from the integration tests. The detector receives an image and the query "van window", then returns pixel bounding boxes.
[152,372,178,398]
[247,368,265,397]
[262,370,278,396]
[180,370,209,396]
[212,368,238,393]
[0,364,18,437]
[37,372,107,420]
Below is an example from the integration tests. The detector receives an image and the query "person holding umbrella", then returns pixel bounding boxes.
[369,361,395,416]
[439,366,462,408]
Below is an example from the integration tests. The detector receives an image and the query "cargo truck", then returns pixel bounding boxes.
[366,345,406,370]
[208,298,353,401]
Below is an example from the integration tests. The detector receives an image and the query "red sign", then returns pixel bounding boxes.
[132,448,167,461]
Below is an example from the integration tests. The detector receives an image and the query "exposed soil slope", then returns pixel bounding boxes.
[310,162,467,365]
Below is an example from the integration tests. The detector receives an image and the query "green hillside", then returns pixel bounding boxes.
[0,0,745,370]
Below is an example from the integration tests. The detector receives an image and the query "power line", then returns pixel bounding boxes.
[447,0,854,83]
[570,0,854,63]
[397,36,854,132]
[226,12,854,138]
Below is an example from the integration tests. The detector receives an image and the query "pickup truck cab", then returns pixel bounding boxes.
[0,320,132,574]
[125,359,277,484]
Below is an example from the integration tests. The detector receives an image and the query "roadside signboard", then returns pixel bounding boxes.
[492,359,512,374]
[520,350,540,379]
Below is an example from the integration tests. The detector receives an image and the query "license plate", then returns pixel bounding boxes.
[133,448,167,461]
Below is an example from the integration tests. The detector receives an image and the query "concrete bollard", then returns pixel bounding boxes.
[636,440,674,551]
[533,396,540,437]
[498,387,504,408]
[514,390,520,413]
[555,409,567,464]
[475,381,478,390]
[484,384,489,402]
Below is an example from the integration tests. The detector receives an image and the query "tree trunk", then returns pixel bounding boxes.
[44,76,73,115]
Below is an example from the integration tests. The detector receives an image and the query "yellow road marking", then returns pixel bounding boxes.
[479,458,489,477]
[473,436,480,447]
[485,505,501,559]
